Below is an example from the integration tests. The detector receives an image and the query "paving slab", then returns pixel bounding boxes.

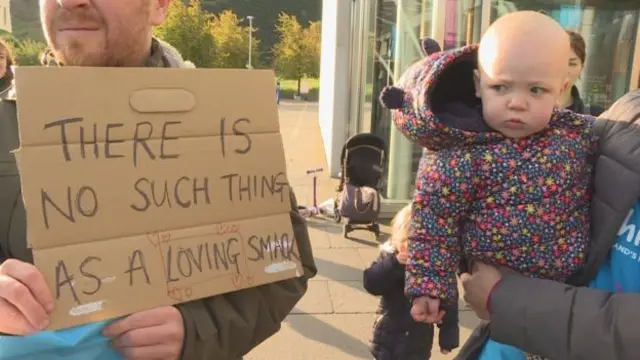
[312,248,367,282]
[328,281,379,314]
[291,281,334,314]
[245,314,375,360]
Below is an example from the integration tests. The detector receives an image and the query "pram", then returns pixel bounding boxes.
[333,133,386,239]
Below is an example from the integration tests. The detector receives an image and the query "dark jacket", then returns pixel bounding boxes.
[364,249,459,360]
[456,90,640,359]
[568,85,605,117]
[0,39,317,360]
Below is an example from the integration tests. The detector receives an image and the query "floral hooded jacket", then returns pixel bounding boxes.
[389,45,597,302]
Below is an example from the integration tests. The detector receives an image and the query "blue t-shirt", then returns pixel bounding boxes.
[0,320,121,360]
[479,201,640,359]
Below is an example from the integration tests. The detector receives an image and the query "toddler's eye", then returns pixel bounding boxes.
[490,84,507,92]
[530,87,546,95]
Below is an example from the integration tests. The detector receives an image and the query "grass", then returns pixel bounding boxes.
[277,78,319,101]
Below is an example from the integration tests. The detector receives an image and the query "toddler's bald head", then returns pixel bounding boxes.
[479,11,570,83]
[474,11,572,138]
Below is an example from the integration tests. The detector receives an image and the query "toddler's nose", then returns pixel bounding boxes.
[507,96,527,111]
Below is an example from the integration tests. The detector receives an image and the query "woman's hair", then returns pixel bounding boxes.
[0,38,14,81]
[566,30,586,64]
[382,204,412,252]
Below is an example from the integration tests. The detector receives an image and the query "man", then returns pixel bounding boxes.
[457,90,640,359]
[0,1,316,359]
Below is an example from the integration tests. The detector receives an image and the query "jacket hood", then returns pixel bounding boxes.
[393,44,494,150]
[155,38,195,68]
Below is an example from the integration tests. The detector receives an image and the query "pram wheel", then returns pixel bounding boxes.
[371,223,381,240]
[333,201,341,223]
[343,224,352,237]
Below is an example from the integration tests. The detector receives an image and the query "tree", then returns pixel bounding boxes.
[210,10,261,69]
[303,21,321,78]
[153,0,216,68]
[272,13,321,95]
[13,39,47,66]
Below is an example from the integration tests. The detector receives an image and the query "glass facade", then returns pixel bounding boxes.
[347,0,640,202]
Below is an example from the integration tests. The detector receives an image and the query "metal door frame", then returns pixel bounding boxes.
[631,18,640,91]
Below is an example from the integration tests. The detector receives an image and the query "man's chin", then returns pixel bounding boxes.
[57,50,105,67]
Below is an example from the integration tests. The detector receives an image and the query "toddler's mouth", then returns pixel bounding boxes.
[505,119,524,128]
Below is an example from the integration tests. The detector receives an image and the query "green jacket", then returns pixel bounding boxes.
[0,39,317,360]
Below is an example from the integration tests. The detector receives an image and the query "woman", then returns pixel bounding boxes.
[0,38,14,99]
[456,89,640,359]
[562,30,604,116]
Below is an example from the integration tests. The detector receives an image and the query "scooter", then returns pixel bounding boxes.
[297,168,326,218]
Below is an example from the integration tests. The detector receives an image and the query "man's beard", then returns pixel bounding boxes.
[53,38,105,66]
[45,3,151,67]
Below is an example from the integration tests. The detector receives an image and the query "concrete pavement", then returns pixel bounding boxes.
[245,100,481,359]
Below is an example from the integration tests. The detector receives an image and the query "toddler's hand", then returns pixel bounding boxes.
[396,243,409,264]
[410,296,445,323]
[396,253,408,264]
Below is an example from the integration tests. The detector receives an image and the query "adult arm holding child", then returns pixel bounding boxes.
[461,263,640,360]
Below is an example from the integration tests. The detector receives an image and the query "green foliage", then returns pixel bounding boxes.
[272,13,321,94]
[12,39,47,65]
[304,21,321,78]
[201,0,321,63]
[153,0,216,68]
[210,10,260,68]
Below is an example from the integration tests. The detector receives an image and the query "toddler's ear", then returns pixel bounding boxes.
[473,70,481,98]
[561,78,570,94]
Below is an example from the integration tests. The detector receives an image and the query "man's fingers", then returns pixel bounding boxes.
[0,259,54,313]
[104,310,166,337]
[118,344,180,360]
[0,297,38,335]
[0,275,49,330]
[112,325,173,348]
[459,272,471,282]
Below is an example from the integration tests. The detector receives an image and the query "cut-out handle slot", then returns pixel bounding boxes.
[129,88,196,113]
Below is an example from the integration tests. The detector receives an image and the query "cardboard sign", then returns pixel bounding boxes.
[13,67,302,330]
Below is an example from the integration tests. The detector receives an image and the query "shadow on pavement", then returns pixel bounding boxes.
[287,311,371,358]
[313,257,367,294]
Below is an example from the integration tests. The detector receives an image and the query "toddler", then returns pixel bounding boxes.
[379,10,595,338]
[364,204,459,360]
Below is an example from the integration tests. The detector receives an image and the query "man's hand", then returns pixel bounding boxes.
[411,296,444,323]
[104,306,185,360]
[460,262,503,321]
[0,259,54,335]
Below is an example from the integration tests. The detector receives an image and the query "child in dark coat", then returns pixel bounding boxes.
[364,205,459,360]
